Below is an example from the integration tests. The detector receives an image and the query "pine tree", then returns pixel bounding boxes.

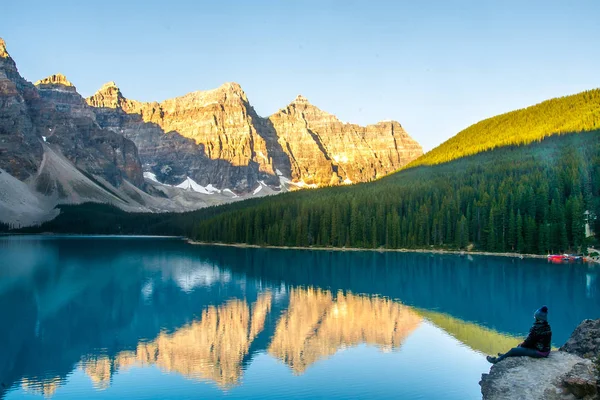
[516,210,524,253]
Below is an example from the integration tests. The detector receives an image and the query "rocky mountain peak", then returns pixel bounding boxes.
[287,94,324,114]
[35,74,76,91]
[160,82,250,113]
[280,94,336,122]
[292,94,310,105]
[376,119,403,128]
[216,81,248,102]
[100,81,120,91]
[220,81,242,92]
[0,38,9,59]
[87,81,125,108]
[0,38,18,75]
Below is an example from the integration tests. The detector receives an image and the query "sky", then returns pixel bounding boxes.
[3,0,600,151]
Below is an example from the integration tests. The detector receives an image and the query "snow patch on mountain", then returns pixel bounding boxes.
[292,180,318,189]
[143,172,160,183]
[176,176,212,194]
[223,189,238,198]
[205,184,221,194]
[174,176,224,195]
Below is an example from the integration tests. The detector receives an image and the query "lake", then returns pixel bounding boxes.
[0,236,598,399]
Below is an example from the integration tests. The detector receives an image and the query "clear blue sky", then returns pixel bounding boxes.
[3,0,599,151]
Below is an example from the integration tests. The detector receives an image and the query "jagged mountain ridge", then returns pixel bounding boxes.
[0,36,422,226]
[0,39,258,226]
[86,80,423,190]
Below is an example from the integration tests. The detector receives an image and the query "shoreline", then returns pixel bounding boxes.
[2,232,597,263]
[0,233,184,239]
[186,239,555,260]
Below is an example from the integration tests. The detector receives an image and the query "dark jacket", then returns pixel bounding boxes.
[521,320,552,352]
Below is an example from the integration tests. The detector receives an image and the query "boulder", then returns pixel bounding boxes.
[562,362,599,399]
[560,319,600,360]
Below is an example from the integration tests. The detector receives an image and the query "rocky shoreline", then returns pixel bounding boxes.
[186,240,597,261]
[480,319,600,399]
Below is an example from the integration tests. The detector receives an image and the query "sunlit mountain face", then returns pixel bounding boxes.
[1,236,598,399]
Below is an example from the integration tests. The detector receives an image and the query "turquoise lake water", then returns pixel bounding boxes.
[0,236,598,399]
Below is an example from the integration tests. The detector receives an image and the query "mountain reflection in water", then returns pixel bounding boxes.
[75,289,420,392]
[81,292,273,389]
[0,236,598,399]
[268,288,421,374]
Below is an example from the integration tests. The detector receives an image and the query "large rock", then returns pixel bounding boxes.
[562,362,599,399]
[480,352,596,400]
[560,319,600,360]
[86,82,423,191]
[481,319,600,400]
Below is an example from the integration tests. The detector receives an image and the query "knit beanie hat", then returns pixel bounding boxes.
[534,306,548,321]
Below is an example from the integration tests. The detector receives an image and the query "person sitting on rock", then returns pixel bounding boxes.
[487,306,552,364]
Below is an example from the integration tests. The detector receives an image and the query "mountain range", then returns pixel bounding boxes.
[0,37,422,226]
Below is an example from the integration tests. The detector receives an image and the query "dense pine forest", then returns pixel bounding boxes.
[189,131,599,253]
[405,89,600,169]
[19,131,600,254]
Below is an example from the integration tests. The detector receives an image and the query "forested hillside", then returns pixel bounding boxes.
[24,131,600,254]
[405,89,600,169]
[190,131,599,253]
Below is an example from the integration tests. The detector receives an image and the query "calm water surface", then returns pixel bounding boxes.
[0,236,599,399]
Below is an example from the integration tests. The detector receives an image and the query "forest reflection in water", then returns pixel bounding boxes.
[0,236,597,399]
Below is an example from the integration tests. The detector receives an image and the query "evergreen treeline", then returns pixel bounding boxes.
[20,202,199,236]
[20,132,600,255]
[190,131,600,253]
[405,89,600,169]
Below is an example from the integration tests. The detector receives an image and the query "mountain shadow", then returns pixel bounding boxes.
[251,110,292,181]
[93,107,280,193]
